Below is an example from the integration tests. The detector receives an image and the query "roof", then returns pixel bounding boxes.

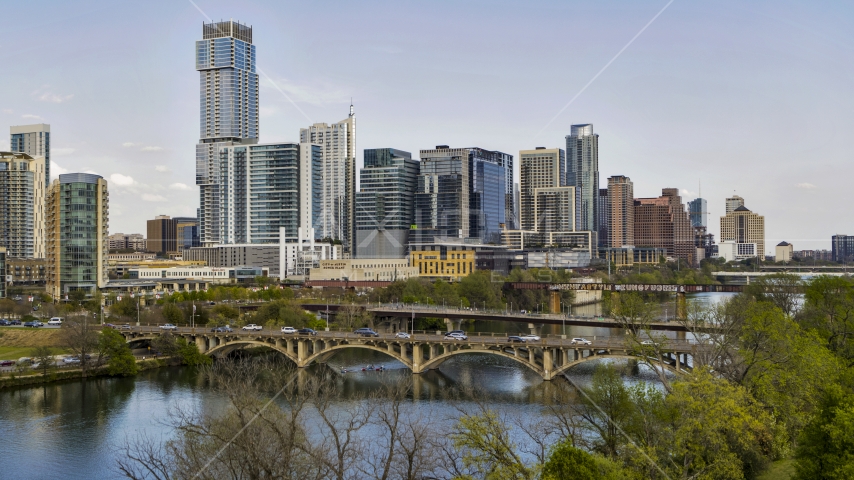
[777,241,790,247]
[734,205,750,212]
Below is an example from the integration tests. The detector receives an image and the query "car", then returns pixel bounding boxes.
[354,328,379,337]
[281,326,298,334]
[16,357,33,366]
[211,326,233,333]
[117,324,133,330]
[570,337,592,346]
[298,328,317,336]
[0,360,15,366]
[446,330,466,336]
[160,324,178,330]
[9,320,21,325]
[520,310,527,314]
[103,323,116,329]
[0,319,11,326]
[395,332,411,339]
[47,318,63,326]
[444,332,468,341]
[23,321,43,328]
[520,334,541,342]
[507,335,525,343]
[242,324,263,331]
[63,356,81,364]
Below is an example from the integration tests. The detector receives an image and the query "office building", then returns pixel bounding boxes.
[409,239,506,281]
[496,152,516,230]
[519,148,574,233]
[5,257,46,285]
[129,265,266,284]
[299,105,357,252]
[45,173,109,298]
[720,201,765,256]
[607,175,634,248]
[776,241,793,262]
[10,123,50,188]
[0,151,46,258]
[195,20,259,246]
[308,259,418,282]
[795,249,833,261]
[717,241,757,262]
[414,146,507,244]
[108,233,146,251]
[634,188,695,264]
[832,235,854,263]
[147,215,177,255]
[218,142,321,245]
[597,188,610,247]
[688,197,707,227]
[566,124,599,245]
[725,195,744,215]
[598,246,666,267]
[355,148,420,258]
[0,247,5,298]
[175,217,199,250]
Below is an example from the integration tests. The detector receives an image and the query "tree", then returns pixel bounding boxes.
[31,345,54,376]
[99,328,139,376]
[458,271,503,310]
[176,337,212,366]
[542,441,625,480]
[151,332,180,357]
[110,296,137,319]
[210,304,239,325]
[801,276,854,366]
[611,292,673,392]
[744,273,802,317]
[161,303,184,325]
[334,303,371,330]
[61,318,100,375]
[794,385,854,480]
[450,408,537,480]
[575,363,635,458]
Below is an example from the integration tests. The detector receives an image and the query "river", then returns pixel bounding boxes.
[0,293,735,479]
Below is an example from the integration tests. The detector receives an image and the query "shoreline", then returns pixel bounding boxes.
[0,356,180,389]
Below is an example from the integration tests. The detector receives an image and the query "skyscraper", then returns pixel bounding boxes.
[219,142,322,244]
[146,215,177,255]
[195,20,259,246]
[832,235,854,263]
[634,188,694,264]
[299,105,357,252]
[355,148,420,258]
[607,175,634,248]
[725,195,744,215]
[719,201,765,256]
[10,123,50,188]
[566,124,599,245]
[597,188,610,247]
[519,147,574,233]
[0,152,46,258]
[688,198,708,227]
[45,173,109,298]
[414,146,507,243]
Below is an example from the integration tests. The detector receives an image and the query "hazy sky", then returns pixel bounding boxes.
[1,0,852,252]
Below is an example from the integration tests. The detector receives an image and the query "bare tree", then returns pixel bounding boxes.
[61,316,100,375]
[612,292,673,392]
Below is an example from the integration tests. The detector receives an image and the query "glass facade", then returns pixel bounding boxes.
[471,159,505,244]
[566,124,599,244]
[10,125,49,188]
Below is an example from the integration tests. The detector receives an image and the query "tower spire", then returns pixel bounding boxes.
[349,98,354,117]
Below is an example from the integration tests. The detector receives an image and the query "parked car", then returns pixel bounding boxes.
[444,332,468,341]
[211,326,233,333]
[23,321,43,328]
[446,330,467,336]
[507,336,525,343]
[354,328,379,337]
[160,324,178,330]
[0,360,15,366]
[281,326,298,334]
[47,318,63,326]
[571,337,592,346]
[395,332,411,339]
[16,357,33,366]
[9,320,22,325]
[0,319,11,326]
[298,328,317,336]
[63,356,81,364]
[520,334,540,342]
[242,324,263,331]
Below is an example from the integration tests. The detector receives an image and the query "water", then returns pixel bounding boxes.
[0,293,734,479]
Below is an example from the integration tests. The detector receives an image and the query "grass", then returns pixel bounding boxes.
[758,459,796,480]
[0,328,69,360]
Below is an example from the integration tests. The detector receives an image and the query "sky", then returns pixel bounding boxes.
[1,0,852,253]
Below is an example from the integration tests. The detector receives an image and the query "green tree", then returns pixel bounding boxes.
[458,271,502,310]
[110,296,137,319]
[576,364,635,458]
[162,303,184,325]
[794,385,854,479]
[450,409,536,480]
[211,304,239,325]
[99,328,138,376]
[176,337,212,366]
[801,276,854,366]
[31,345,54,376]
[151,332,180,357]
[542,441,625,480]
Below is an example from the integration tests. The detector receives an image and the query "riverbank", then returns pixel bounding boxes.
[0,357,178,389]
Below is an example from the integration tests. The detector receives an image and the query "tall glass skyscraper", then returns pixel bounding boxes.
[10,123,50,188]
[566,124,599,245]
[688,197,708,227]
[195,20,259,246]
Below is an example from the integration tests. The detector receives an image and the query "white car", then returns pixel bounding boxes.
[520,334,540,342]
[47,318,62,326]
[160,324,178,330]
[570,337,592,346]
[242,324,263,331]
[395,332,411,339]
[63,356,81,364]
[281,326,297,334]
[444,332,468,341]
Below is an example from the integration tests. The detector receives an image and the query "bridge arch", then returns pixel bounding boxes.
[551,354,687,378]
[300,343,413,370]
[205,340,298,364]
[419,348,544,377]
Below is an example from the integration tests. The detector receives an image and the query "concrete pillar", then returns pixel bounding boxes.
[412,343,423,373]
[444,318,462,332]
[676,292,687,320]
[550,291,560,314]
[529,323,543,336]
[430,344,438,359]
[195,336,207,354]
[528,346,535,364]
[675,352,681,372]
[297,340,307,366]
[286,338,293,355]
[543,348,553,380]
[312,340,320,355]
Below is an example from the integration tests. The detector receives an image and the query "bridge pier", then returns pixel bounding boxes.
[528,323,543,336]
[412,343,424,374]
[444,318,462,332]
[195,336,208,354]
[297,340,308,367]
[676,292,687,320]
[549,291,560,314]
[543,348,553,379]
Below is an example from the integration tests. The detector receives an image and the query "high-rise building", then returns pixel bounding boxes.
[607,175,634,248]
[10,123,50,188]
[0,152,46,258]
[219,142,322,245]
[832,235,854,263]
[519,148,574,234]
[496,152,516,230]
[299,105,356,253]
[45,173,109,298]
[414,146,507,244]
[0,247,5,298]
[720,202,765,256]
[566,124,599,245]
[175,217,200,250]
[597,188,610,247]
[634,188,695,264]
[355,148,420,258]
[725,195,744,215]
[688,197,707,227]
[195,20,259,246]
[147,215,177,255]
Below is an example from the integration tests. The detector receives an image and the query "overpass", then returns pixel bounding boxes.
[121,326,703,381]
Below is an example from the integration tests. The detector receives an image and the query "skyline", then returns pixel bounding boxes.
[1,0,852,252]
